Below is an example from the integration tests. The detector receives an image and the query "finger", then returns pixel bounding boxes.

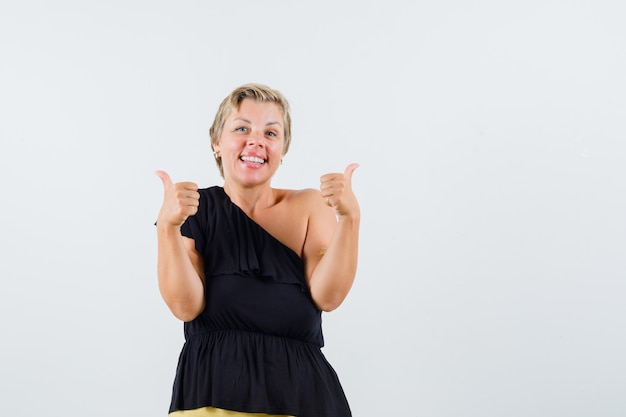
[183,205,199,216]
[343,163,359,183]
[179,181,199,191]
[180,196,201,207]
[155,170,173,189]
[320,173,345,187]
[319,182,336,198]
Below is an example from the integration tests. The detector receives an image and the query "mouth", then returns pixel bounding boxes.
[240,155,266,165]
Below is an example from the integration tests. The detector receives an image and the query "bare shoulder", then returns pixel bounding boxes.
[276,187,336,232]
[275,188,323,210]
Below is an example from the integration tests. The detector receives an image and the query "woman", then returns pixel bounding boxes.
[155,83,360,417]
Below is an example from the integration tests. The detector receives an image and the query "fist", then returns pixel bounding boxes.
[320,163,360,218]
[155,170,200,227]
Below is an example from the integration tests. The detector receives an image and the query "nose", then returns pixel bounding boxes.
[247,130,264,147]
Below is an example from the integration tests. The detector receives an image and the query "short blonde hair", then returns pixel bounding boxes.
[209,83,292,178]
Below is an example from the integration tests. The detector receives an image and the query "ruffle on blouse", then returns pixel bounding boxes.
[181,187,307,293]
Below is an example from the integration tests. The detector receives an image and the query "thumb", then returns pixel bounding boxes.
[155,170,173,189]
[343,163,359,183]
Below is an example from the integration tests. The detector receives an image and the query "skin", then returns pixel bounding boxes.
[156,98,360,321]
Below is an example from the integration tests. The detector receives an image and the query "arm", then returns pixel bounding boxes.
[155,170,205,322]
[157,226,205,321]
[304,164,360,312]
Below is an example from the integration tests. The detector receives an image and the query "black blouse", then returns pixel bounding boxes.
[168,186,351,417]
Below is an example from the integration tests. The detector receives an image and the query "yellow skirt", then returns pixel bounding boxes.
[169,406,292,417]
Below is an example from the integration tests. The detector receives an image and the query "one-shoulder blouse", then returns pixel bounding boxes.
[169,186,351,417]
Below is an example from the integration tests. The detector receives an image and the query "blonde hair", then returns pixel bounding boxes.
[209,83,292,178]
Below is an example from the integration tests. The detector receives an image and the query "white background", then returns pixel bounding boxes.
[1,1,625,416]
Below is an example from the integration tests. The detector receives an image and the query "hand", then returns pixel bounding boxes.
[320,163,360,218]
[155,170,200,227]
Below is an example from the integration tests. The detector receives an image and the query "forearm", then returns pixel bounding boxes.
[309,215,360,311]
[157,224,204,321]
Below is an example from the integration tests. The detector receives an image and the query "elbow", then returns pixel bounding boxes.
[166,299,204,322]
[315,294,346,312]
[310,279,354,312]
[319,303,341,313]
[159,280,205,322]
[172,309,201,322]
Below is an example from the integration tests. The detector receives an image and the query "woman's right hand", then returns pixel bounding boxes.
[155,170,200,228]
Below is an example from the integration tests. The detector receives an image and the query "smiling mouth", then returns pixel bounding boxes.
[240,156,266,164]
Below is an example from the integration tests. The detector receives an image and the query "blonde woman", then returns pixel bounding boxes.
[156,83,359,417]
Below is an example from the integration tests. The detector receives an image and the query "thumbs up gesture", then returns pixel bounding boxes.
[320,163,360,218]
[155,170,200,228]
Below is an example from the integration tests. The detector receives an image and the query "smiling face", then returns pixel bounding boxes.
[213,98,286,187]
[209,83,292,178]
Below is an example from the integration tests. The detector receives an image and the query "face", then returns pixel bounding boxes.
[214,99,285,186]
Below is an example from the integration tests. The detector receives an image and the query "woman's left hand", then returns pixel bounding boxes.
[320,163,360,219]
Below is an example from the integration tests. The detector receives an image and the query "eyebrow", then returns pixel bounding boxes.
[232,117,282,127]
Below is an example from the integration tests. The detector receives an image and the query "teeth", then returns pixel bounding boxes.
[241,156,265,164]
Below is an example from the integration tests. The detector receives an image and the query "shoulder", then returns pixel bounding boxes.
[200,185,223,195]
[275,188,335,229]
[190,186,227,221]
[197,186,227,202]
[286,187,321,200]
[275,188,323,211]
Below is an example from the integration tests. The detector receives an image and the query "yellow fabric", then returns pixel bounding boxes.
[169,406,292,417]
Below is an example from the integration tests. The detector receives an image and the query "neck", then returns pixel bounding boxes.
[223,181,276,216]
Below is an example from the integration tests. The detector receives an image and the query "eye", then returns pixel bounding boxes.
[266,130,277,137]
[235,126,248,132]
